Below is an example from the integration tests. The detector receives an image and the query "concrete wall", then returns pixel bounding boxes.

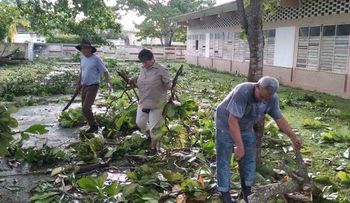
[34,43,186,61]
[184,56,350,99]
[264,65,293,85]
[292,69,347,97]
[213,59,231,73]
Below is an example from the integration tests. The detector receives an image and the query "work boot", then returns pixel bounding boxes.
[240,186,251,203]
[86,125,98,133]
[220,192,236,203]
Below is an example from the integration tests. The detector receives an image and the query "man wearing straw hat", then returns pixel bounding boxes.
[75,39,112,133]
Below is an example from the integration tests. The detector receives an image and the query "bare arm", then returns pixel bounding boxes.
[103,71,110,84]
[103,71,112,92]
[75,72,82,94]
[275,116,303,150]
[228,114,245,160]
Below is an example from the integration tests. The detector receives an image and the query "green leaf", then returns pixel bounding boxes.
[25,124,48,134]
[127,172,138,180]
[337,171,350,183]
[104,182,120,196]
[8,117,18,128]
[163,170,184,182]
[314,175,331,184]
[77,176,98,193]
[20,132,30,140]
[96,173,108,188]
[123,183,138,197]
[30,192,59,201]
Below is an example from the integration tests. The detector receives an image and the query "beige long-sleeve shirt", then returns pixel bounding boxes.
[131,62,172,109]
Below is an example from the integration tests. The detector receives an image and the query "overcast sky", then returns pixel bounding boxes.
[119,0,234,31]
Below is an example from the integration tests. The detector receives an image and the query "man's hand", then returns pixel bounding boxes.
[107,82,112,93]
[234,145,245,160]
[291,135,303,150]
[74,85,82,94]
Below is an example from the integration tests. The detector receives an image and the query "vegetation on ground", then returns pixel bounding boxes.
[0,60,350,202]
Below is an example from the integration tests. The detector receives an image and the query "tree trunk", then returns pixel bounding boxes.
[237,0,265,167]
[163,33,173,47]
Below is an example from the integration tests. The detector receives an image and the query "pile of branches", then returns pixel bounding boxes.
[0,45,27,66]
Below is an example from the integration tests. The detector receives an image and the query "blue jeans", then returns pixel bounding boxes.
[216,128,257,192]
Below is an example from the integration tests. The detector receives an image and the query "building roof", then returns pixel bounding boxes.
[174,1,237,22]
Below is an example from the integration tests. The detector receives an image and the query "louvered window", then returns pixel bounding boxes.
[264,30,276,65]
[297,24,350,73]
[233,32,249,61]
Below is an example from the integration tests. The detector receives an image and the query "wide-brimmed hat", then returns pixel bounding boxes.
[75,39,97,53]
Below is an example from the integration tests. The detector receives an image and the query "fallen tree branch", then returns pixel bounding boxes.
[0,44,9,57]
[117,70,139,101]
[248,148,321,202]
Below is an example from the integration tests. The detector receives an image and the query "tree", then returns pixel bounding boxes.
[236,0,280,167]
[117,0,215,46]
[16,0,121,43]
[236,1,320,201]
[0,2,28,42]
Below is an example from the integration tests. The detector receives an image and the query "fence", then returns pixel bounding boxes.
[33,43,186,61]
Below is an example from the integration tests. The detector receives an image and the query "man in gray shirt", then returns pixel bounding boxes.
[215,76,303,203]
[75,40,111,133]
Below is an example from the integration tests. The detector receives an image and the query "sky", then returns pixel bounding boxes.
[119,0,234,31]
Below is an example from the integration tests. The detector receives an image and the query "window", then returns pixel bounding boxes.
[299,27,309,37]
[264,29,276,65]
[297,24,350,73]
[195,40,199,50]
[323,25,336,36]
[310,26,321,36]
[233,32,249,61]
[336,24,350,36]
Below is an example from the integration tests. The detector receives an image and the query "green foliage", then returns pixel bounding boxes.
[0,63,77,99]
[9,145,68,165]
[0,105,18,155]
[0,3,28,42]
[58,108,85,128]
[76,134,105,163]
[112,132,148,158]
[321,127,350,143]
[78,173,121,199]
[17,0,121,43]
[31,182,60,203]
[303,118,323,129]
[337,171,350,185]
[117,0,214,46]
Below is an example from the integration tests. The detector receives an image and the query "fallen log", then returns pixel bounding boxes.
[248,147,321,203]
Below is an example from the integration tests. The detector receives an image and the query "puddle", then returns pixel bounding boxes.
[12,102,81,149]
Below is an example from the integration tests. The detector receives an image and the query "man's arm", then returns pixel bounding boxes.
[228,114,245,160]
[75,72,82,94]
[275,116,303,150]
[103,71,112,92]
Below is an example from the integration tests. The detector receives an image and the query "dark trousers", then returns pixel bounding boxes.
[81,85,99,127]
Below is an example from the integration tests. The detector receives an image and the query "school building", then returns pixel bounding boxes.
[175,0,350,98]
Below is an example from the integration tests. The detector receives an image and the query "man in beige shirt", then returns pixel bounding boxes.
[129,49,172,155]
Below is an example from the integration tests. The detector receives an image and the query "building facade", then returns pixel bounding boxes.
[176,0,350,98]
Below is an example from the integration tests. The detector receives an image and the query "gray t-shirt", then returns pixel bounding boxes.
[216,82,282,132]
[80,54,107,86]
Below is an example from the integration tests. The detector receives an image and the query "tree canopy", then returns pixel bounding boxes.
[14,0,121,43]
[117,0,215,46]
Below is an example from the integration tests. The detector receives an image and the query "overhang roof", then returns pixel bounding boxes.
[174,1,237,22]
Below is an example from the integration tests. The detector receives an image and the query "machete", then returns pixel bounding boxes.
[238,159,250,203]
[62,92,79,112]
